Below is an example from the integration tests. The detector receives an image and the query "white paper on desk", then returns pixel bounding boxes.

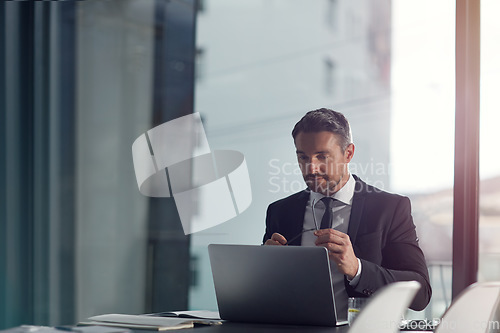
[78,322,191,332]
[86,314,194,329]
[152,310,221,320]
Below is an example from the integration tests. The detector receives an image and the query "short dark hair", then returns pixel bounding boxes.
[292,108,352,152]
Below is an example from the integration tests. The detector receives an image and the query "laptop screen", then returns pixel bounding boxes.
[208,244,348,326]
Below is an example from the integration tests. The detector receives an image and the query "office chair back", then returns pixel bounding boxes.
[435,282,500,333]
[349,281,421,333]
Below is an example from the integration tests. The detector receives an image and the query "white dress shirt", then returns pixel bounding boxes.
[300,174,361,318]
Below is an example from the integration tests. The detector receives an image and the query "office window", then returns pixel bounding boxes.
[479,0,500,284]
[392,0,455,318]
[191,0,454,321]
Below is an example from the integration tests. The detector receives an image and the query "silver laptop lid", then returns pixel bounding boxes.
[208,244,347,327]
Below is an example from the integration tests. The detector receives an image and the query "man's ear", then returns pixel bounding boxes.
[344,143,355,162]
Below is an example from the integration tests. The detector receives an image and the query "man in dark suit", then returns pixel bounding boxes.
[263,108,431,312]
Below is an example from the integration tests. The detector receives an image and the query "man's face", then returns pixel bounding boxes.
[294,131,354,196]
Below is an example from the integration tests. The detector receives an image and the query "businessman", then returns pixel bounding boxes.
[263,108,431,312]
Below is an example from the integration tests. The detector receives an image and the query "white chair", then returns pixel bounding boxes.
[435,282,500,333]
[349,281,421,333]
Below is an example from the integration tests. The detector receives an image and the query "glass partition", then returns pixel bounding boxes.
[1,0,196,327]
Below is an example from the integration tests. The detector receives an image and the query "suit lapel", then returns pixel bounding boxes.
[347,176,366,245]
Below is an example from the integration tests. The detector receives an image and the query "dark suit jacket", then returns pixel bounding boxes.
[263,175,432,311]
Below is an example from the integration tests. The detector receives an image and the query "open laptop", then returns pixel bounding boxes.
[208,244,348,327]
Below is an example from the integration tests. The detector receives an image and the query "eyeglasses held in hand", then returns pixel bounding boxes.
[284,198,321,245]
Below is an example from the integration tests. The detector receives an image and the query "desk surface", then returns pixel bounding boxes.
[136,322,430,332]
[176,322,350,332]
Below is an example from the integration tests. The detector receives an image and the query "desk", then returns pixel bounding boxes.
[196,322,350,332]
[134,322,430,333]
[136,322,350,333]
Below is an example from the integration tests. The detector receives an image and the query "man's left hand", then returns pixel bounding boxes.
[314,229,359,279]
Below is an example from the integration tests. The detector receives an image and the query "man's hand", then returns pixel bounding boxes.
[314,229,359,279]
[264,233,287,246]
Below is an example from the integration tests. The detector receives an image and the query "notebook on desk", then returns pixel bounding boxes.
[208,244,347,327]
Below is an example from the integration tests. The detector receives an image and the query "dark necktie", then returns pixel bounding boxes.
[320,197,333,229]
